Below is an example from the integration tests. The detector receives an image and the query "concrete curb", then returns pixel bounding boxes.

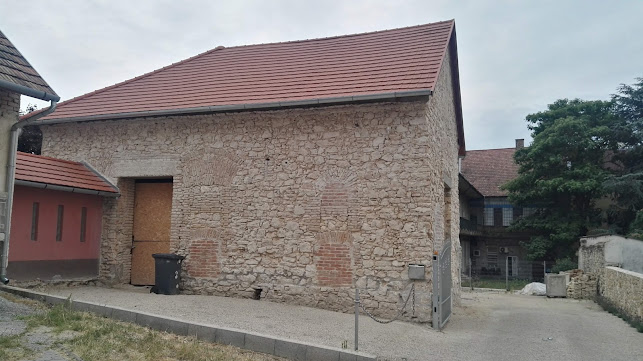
[1,285,376,361]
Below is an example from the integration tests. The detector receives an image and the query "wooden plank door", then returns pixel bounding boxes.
[131,181,173,285]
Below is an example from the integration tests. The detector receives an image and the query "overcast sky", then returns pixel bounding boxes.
[2,0,642,150]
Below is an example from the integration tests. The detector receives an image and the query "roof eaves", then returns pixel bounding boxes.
[0,78,60,101]
[35,89,432,124]
[15,179,120,197]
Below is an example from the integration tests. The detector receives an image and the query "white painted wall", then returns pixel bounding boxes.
[580,235,643,274]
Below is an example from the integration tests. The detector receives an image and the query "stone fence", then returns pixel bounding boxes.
[598,266,643,324]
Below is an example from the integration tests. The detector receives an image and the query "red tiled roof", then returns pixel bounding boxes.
[0,30,58,97]
[460,148,519,197]
[15,152,118,194]
[42,20,456,121]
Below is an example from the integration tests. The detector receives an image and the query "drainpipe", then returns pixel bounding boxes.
[1,101,57,284]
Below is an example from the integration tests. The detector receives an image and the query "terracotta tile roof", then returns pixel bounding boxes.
[43,20,457,121]
[460,148,519,197]
[15,152,118,194]
[0,30,57,98]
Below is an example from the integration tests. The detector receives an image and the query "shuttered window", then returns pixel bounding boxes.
[56,205,64,242]
[31,202,39,241]
[80,207,87,242]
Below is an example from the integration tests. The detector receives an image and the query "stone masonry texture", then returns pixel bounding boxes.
[599,267,643,324]
[40,50,461,320]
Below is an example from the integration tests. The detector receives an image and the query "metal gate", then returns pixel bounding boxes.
[432,240,452,330]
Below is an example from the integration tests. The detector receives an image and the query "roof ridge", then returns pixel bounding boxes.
[218,19,455,50]
[48,20,454,111]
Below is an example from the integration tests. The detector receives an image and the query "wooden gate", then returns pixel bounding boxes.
[130,180,172,285]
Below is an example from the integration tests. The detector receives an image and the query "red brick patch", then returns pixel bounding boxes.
[187,239,220,279]
[315,242,353,287]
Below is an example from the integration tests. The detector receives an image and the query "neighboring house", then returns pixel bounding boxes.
[458,173,483,277]
[8,152,119,281]
[0,29,59,283]
[35,20,465,319]
[459,139,539,280]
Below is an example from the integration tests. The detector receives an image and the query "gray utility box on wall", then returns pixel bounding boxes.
[545,274,567,297]
[408,264,425,280]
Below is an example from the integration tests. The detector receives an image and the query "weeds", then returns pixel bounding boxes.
[0,334,32,360]
[595,295,643,333]
[22,302,283,361]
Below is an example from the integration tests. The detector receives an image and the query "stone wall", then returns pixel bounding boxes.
[578,240,605,275]
[599,266,643,323]
[565,269,598,299]
[40,51,461,320]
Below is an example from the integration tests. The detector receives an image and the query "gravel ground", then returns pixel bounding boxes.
[0,292,35,337]
[42,286,643,361]
[0,291,83,361]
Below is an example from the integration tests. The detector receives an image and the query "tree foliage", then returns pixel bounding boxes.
[504,78,643,260]
[17,104,42,154]
[604,78,643,233]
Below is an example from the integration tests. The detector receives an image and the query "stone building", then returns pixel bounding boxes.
[459,139,540,280]
[35,21,465,319]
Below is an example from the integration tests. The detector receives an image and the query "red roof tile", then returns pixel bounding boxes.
[42,20,456,121]
[15,152,118,194]
[460,148,519,197]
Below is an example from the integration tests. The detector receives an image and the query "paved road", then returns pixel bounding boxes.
[445,291,643,361]
[40,286,643,361]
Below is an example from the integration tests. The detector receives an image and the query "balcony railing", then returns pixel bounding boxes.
[460,217,479,234]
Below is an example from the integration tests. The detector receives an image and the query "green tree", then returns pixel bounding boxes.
[603,78,643,234]
[17,104,42,154]
[504,99,618,260]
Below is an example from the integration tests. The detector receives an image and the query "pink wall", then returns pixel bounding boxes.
[9,186,102,261]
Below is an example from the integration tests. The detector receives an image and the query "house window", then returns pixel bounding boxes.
[502,208,513,226]
[80,207,87,242]
[56,205,64,242]
[31,202,39,241]
[493,208,502,226]
[483,208,494,226]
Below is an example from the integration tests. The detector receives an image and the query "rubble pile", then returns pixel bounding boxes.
[565,269,598,299]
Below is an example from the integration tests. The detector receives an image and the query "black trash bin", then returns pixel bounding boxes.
[151,253,185,295]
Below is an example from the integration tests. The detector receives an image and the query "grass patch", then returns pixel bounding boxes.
[23,302,284,361]
[595,295,643,333]
[469,278,531,291]
[0,334,33,360]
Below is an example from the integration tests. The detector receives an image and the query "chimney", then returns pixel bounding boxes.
[515,139,524,149]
